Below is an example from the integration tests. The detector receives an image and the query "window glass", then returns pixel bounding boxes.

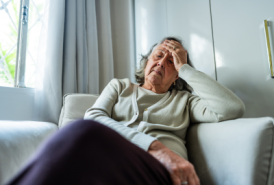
[0,0,46,88]
[0,0,20,87]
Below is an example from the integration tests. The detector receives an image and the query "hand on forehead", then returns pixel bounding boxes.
[163,39,182,49]
[156,44,172,56]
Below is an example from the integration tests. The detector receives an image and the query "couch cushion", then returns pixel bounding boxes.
[186,117,274,185]
[58,94,99,128]
[0,121,57,185]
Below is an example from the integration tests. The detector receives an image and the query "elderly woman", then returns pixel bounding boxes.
[85,36,244,182]
[6,37,244,185]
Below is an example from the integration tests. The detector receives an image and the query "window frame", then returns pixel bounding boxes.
[14,0,29,88]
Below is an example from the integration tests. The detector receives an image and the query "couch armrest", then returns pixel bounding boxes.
[186,117,274,185]
[0,121,58,185]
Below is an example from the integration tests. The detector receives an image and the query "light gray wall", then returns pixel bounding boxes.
[0,87,34,120]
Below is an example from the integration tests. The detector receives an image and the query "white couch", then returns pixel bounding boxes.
[0,93,273,185]
[0,121,57,185]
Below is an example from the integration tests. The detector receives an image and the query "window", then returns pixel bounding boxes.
[0,0,46,88]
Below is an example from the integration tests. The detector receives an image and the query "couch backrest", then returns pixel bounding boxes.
[58,94,99,128]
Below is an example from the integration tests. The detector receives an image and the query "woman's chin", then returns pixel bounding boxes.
[148,78,161,85]
[145,74,162,85]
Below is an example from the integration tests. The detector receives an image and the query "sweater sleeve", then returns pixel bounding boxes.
[83,79,156,151]
[179,64,245,123]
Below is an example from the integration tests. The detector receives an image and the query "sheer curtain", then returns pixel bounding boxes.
[34,0,121,124]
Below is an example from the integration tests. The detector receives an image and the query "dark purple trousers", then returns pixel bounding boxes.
[6,119,173,185]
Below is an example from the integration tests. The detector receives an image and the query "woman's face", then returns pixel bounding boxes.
[144,43,179,90]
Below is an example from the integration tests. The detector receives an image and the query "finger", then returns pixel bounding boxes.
[164,39,181,47]
[172,49,187,61]
[186,175,195,185]
[185,167,200,185]
[164,41,187,53]
[170,173,182,185]
[195,176,200,185]
[171,50,180,63]
[164,40,184,51]
[178,163,193,184]
[164,42,180,51]
[163,44,177,55]
[193,173,200,185]
[167,40,185,50]
[178,169,188,183]
[175,164,188,184]
[187,174,199,185]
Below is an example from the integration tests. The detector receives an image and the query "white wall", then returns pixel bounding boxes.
[135,0,216,79]
[210,0,274,118]
[0,87,34,120]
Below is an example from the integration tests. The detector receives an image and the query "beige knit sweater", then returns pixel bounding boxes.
[84,64,245,159]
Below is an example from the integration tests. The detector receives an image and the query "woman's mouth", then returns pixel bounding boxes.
[151,70,162,76]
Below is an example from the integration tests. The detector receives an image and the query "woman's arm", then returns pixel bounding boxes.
[84,79,156,151]
[164,39,245,123]
[180,64,245,123]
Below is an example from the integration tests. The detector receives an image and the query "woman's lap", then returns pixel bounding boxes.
[6,119,173,185]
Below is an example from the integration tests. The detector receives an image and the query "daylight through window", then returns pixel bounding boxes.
[0,0,46,88]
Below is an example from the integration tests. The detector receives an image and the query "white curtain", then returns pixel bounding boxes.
[33,0,123,124]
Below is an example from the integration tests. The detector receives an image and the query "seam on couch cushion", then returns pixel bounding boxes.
[59,93,78,128]
[58,93,69,128]
[58,107,64,127]
[266,117,274,185]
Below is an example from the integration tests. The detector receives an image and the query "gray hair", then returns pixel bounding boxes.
[135,36,194,93]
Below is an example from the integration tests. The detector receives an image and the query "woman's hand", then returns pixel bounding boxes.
[163,39,188,72]
[148,140,200,185]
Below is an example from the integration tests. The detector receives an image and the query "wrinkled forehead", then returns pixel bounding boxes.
[151,43,173,57]
[150,43,165,54]
[153,43,166,53]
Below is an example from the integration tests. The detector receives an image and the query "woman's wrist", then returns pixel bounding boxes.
[148,140,166,152]
[175,63,184,72]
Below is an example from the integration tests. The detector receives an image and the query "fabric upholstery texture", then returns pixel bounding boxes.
[58,93,99,128]
[0,121,58,185]
[186,117,274,185]
[59,93,274,185]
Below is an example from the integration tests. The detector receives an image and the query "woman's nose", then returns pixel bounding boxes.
[157,62,164,68]
[157,57,168,68]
